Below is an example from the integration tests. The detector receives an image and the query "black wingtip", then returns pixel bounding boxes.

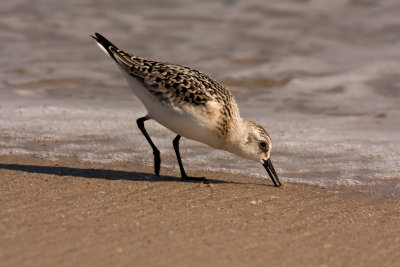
[92,33,117,48]
[91,32,120,59]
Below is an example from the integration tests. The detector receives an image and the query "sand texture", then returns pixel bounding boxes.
[1,156,399,267]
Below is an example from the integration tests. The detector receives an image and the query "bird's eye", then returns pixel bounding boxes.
[259,141,267,150]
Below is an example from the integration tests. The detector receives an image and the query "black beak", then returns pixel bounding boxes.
[263,158,282,187]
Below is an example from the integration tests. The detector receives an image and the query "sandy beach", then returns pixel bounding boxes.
[1,0,400,266]
[1,155,399,267]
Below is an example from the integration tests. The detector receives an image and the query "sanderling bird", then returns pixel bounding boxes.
[92,33,281,187]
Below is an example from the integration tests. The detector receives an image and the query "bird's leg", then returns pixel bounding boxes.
[173,135,208,183]
[136,117,161,176]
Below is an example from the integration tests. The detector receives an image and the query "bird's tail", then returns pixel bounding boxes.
[91,32,141,75]
[90,32,118,59]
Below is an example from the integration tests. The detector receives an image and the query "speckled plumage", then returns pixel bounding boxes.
[92,33,282,186]
[110,46,238,138]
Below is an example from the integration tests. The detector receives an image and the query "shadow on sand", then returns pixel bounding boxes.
[0,163,268,186]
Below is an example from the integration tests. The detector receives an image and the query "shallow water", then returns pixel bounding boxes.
[1,0,399,196]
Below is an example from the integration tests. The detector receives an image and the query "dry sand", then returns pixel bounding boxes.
[1,155,399,267]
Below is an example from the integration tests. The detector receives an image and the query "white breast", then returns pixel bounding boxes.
[123,72,224,149]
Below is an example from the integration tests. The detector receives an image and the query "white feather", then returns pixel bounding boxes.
[96,42,111,58]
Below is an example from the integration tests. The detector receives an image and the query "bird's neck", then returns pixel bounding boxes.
[222,118,250,153]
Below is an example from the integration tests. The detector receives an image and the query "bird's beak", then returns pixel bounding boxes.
[263,158,282,187]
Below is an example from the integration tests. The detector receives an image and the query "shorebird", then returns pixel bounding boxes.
[92,33,282,187]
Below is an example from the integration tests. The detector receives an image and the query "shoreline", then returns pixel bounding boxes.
[1,155,400,266]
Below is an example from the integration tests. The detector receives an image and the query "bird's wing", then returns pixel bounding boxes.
[92,33,235,109]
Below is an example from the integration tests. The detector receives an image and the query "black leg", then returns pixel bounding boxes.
[173,135,208,183]
[136,117,161,177]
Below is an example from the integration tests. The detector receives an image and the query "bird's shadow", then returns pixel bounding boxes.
[0,163,274,186]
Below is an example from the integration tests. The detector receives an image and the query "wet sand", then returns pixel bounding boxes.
[1,155,399,267]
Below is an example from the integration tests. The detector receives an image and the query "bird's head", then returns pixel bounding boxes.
[226,119,282,187]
